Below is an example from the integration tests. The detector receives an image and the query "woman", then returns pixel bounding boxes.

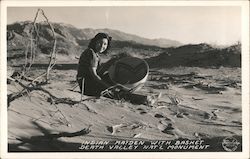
[77,33,159,105]
[77,33,112,96]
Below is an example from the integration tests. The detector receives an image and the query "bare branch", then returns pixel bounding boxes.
[39,9,57,81]
[8,8,59,106]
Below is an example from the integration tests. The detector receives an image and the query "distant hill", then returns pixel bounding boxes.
[7,21,182,47]
[7,21,181,62]
[7,21,241,68]
[50,23,182,48]
[146,43,241,68]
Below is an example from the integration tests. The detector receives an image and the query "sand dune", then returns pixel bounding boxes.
[7,66,242,152]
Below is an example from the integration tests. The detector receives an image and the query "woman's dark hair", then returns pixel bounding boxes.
[88,33,112,54]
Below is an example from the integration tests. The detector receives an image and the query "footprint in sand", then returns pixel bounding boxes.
[157,117,175,136]
[154,113,173,123]
[210,109,220,120]
[204,112,214,120]
[136,108,148,115]
[107,124,124,135]
[107,123,147,135]
[205,109,221,120]
[175,113,184,118]
[154,113,176,136]
[157,118,189,138]
[171,111,189,118]
[140,111,147,115]
[159,118,173,125]
[154,113,165,118]
[157,122,180,137]
[159,123,174,131]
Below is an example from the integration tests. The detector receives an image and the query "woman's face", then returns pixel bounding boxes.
[95,38,108,53]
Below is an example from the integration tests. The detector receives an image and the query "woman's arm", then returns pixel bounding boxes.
[97,58,116,75]
[89,66,110,88]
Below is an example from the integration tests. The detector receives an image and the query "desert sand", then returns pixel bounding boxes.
[7,64,242,152]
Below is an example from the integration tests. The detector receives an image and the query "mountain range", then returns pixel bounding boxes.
[7,21,182,47]
[7,21,241,68]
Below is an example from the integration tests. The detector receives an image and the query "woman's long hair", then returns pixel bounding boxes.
[88,33,112,54]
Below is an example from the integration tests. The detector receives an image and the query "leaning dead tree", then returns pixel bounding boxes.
[20,8,57,83]
[8,9,57,105]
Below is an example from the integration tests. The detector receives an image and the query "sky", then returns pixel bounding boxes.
[7,6,241,45]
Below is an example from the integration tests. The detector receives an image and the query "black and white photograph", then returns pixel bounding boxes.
[1,1,249,159]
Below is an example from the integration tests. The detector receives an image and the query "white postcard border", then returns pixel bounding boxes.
[1,1,249,159]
